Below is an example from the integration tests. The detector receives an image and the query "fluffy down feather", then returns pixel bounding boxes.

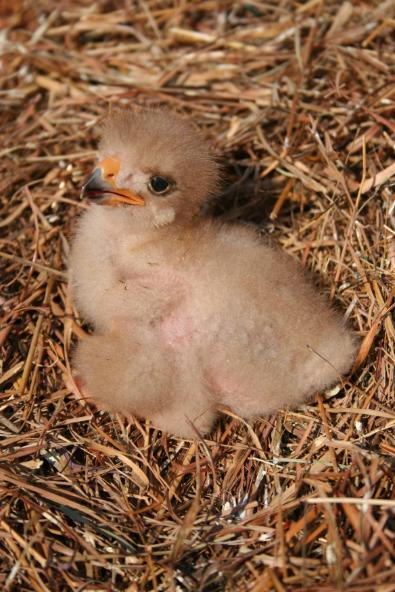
[70,108,357,437]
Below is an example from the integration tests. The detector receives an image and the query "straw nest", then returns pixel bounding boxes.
[1,1,394,591]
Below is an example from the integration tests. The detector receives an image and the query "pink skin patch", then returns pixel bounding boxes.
[157,312,197,348]
[206,368,257,414]
[207,370,238,400]
[67,374,108,412]
[74,376,94,405]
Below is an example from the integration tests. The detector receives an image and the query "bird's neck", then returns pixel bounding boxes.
[85,204,191,255]
[91,204,157,239]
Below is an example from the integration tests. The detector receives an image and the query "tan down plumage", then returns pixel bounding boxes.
[69,109,357,438]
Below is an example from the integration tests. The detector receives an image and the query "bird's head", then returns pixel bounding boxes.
[81,109,219,226]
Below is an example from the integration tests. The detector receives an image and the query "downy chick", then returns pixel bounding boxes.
[69,108,357,437]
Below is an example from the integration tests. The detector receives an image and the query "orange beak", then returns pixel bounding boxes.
[81,156,145,206]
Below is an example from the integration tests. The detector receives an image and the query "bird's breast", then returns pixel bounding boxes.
[152,310,198,349]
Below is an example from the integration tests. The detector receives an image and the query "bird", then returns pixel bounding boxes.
[69,108,358,438]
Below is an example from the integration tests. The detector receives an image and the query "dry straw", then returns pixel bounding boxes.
[0,1,394,591]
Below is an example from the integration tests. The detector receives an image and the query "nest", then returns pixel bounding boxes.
[1,1,394,590]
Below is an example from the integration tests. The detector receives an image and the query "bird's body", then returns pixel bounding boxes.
[70,109,357,437]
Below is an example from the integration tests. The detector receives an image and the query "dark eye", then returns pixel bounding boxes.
[148,175,171,195]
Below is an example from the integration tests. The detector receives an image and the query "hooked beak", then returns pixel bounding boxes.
[81,156,145,207]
